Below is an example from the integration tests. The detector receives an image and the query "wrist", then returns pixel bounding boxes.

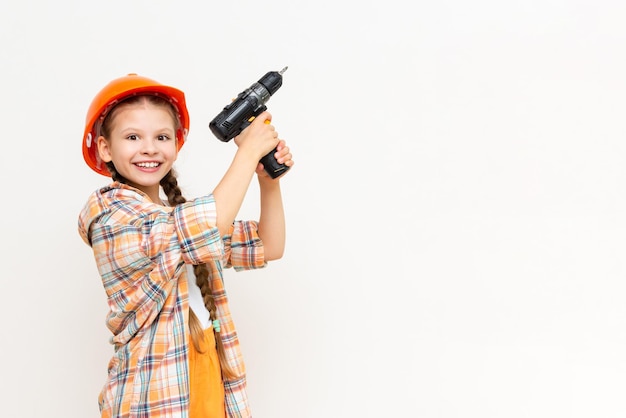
[234,147,263,169]
[258,175,281,189]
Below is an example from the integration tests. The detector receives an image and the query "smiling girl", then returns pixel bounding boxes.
[78,74,293,417]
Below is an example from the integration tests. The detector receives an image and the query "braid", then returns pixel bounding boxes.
[106,162,127,183]
[160,169,186,206]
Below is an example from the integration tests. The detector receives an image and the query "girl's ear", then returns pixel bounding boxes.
[97,136,113,163]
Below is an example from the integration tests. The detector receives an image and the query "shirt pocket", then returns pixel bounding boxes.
[90,223,155,295]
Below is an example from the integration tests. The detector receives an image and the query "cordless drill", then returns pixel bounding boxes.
[209,67,289,178]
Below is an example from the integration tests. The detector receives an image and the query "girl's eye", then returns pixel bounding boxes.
[126,134,139,141]
[158,135,171,141]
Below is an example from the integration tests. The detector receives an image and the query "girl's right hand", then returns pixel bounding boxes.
[233,111,279,160]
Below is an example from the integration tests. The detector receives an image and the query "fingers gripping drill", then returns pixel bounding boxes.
[209,66,289,178]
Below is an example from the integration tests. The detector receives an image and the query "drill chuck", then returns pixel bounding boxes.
[257,67,285,96]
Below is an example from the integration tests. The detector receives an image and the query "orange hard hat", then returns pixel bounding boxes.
[82,73,190,176]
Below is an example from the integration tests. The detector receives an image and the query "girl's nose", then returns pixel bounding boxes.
[141,138,158,154]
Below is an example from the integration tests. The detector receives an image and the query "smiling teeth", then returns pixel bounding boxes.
[137,162,159,168]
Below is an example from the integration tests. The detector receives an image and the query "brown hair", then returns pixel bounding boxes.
[102,95,238,379]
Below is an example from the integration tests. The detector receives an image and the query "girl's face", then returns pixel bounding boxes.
[97,101,178,202]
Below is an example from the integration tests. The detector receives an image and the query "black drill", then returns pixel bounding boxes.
[209,67,289,178]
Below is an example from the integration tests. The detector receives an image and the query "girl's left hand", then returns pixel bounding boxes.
[256,139,294,180]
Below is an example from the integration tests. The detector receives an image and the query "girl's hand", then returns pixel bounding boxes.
[256,139,294,180]
[233,111,279,161]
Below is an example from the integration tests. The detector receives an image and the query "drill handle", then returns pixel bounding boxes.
[260,146,290,179]
[256,114,290,178]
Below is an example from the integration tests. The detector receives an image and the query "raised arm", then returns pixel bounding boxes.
[212,112,279,236]
[256,139,293,261]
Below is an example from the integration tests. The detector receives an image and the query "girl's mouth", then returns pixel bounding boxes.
[135,162,160,168]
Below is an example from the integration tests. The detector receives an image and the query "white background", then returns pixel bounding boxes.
[1,0,625,417]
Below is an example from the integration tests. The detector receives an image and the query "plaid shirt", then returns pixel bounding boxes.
[78,182,265,417]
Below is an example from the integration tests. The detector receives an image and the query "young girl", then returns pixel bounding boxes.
[78,73,293,417]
